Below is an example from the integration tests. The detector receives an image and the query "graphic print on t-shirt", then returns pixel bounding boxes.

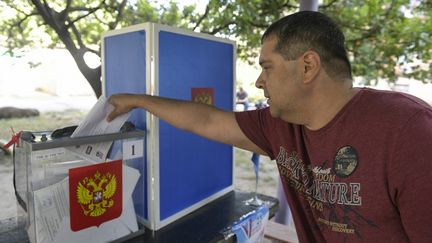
[276,146,378,239]
[333,146,358,178]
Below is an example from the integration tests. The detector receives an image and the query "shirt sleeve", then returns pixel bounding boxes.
[388,109,432,242]
[235,108,275,159]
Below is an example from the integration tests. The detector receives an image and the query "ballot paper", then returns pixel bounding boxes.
[31,159,93,191]
[69,95,130,162]
[31,164,140,243]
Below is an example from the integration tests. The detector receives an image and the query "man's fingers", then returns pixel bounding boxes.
[106,94,132,122]
[107,95,121,122]
[107,110,120,122]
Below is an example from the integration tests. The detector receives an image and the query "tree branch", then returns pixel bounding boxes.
[319,0,338,9]
[30,0,50,19]
[66,1,105,26]
[92,13,110,26]
[31,0,76,52]
[258,2,296,17]
[207,21,235,35]
[67,8,99,26]
[69,23,86,49]
[5,2,33,15]
[11,12,39,29]
[247,20,269,29]
[109,0,128,30]
[42,0,56,21]
[281,3,298,10]
[345,0,398,44]
[65,0,72,10]
[192,4,210,31]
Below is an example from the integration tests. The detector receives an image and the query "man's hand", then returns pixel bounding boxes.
[106,93,266,155]
[107,94,136,122]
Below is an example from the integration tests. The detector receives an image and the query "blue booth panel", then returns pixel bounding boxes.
[158,31,234,220]
[102,24,235,229]
[104,30,148,219]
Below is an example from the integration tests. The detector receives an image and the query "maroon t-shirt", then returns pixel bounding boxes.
[235,88,432,242]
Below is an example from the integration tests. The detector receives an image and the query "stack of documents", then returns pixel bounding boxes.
[26,96,140,243]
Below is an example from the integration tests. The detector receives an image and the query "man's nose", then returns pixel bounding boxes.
[255,72,264,89]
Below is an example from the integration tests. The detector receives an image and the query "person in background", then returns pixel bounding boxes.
[254,99,268,109]
[236,87,249,111]
[107,11,432,242]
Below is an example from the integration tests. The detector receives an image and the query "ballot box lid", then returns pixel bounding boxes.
[21,130,145,151]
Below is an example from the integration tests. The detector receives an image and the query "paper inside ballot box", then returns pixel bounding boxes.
[68,95,130,162]
[32,164,140,243]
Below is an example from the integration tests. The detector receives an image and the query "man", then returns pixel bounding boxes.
[236,87,249,111]
[107,11,432,242]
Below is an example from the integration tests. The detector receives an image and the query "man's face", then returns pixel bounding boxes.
[255,36,304,121]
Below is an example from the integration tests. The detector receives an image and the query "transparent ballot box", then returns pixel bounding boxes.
[13,130,145,243]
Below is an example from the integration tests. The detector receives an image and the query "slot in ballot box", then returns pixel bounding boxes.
[102,23,236,230]
[13,130,146,243]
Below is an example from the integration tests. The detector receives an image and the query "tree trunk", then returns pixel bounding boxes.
[72,54,102,98]
[30,0,102,98]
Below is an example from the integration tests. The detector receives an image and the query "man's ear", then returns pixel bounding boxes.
[301,51,321,83]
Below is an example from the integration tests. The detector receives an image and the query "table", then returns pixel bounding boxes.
[0,190,278,243]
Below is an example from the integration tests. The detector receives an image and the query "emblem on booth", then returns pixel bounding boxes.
[191,87,214,105]
[69,160,123,231]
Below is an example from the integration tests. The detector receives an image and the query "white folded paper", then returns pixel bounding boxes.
[69,95,130,162]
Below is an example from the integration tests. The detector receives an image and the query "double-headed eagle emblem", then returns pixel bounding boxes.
[194,93,213,105]
[76,171,117,217]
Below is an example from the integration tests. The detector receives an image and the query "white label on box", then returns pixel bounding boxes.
[32,148,66,162]
[123,140,143,160]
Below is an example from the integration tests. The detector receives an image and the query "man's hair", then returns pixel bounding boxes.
[262,11,352,80]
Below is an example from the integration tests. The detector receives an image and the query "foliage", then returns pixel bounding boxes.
[323,0,432,84]
[0,0,206,97]
[192,0,297,62]
[0,0,431,96]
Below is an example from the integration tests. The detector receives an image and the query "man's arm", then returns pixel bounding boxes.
[107,93,267,155]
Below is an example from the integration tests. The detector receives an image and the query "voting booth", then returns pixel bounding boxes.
[14,130,146,243]
[102,23,236,230]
